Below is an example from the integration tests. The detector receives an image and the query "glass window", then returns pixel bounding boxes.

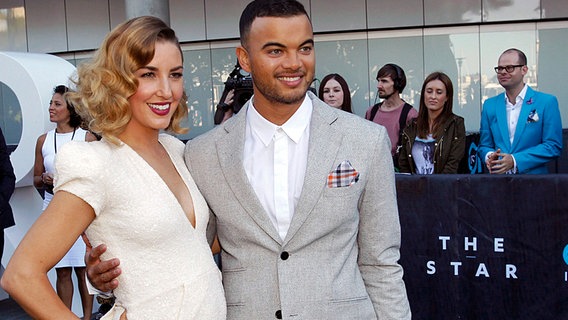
[311,0,366,33]
[180,48,214,140]
[367,0,423,29]
[537,23,568,128]
[424,27,481,131]
[367,30,424,112]
[315,34,370,116]
[179,44,245,140]
[482,0,540,22]
[542,0,568,19]
[0,6,26,52]
[424,0,481,25]
[0,82,22,146]
[479,25,537,104]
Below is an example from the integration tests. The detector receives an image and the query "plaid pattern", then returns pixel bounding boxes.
[327,160,360,188]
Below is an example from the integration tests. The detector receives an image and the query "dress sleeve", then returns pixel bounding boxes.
[53,141,106,215]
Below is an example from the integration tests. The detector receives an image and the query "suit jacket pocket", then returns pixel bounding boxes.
[323,182,362,198]
[329,295,375,319]
[222,267,246,307]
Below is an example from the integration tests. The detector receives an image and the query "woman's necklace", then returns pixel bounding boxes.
[54,127,77,153]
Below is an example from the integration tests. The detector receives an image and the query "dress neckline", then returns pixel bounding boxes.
[54,127,76,153]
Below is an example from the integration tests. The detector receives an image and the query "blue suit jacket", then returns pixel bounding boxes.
[479,86,562,174]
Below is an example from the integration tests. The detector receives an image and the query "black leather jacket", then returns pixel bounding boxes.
[398,114,466,174]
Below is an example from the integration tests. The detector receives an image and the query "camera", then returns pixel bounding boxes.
[214,62,254,124]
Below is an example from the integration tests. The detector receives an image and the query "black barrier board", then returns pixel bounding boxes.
[396,174,568,320]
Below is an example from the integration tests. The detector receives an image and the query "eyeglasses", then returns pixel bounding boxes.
[494,65,524,73]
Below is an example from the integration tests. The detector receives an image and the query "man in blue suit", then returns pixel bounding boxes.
[479,48,562,174]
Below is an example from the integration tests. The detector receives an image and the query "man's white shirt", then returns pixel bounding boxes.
[505,84,528,145]
[244,95,312,241]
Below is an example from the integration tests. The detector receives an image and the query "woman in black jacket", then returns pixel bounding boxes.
[398,72,465,174]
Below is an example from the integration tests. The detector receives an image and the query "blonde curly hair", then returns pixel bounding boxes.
[68,16,188,145]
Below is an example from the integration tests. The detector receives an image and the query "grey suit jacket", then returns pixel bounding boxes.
[185,92,410,319]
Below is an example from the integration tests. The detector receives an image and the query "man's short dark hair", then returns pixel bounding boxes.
[239,0,309,47]
[376,63,407,93]
[502,48,527,66]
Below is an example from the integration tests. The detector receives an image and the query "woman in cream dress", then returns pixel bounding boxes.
[1,16,226,319]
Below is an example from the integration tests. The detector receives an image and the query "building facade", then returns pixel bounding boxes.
[1,0,567,143]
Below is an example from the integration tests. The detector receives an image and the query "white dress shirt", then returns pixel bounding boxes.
[243,95,312,240]
[505,84,528,145]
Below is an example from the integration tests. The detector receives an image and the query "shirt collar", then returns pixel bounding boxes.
[505,83,528,106]
[247,94,313,147]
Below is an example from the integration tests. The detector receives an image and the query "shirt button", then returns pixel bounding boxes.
[275,310,282,319]
[280,251,289,260]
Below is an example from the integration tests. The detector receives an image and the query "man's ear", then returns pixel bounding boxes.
[521,65,529,76]
[236,46,251,73]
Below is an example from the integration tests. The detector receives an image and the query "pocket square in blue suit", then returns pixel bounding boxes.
[327,160,360,188]
[527,108,539,123]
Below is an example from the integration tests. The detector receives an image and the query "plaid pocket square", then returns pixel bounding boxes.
[327,160,360,188]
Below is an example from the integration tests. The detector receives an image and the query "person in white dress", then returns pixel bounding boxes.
[1,16,226,319]
[32,84,97,318]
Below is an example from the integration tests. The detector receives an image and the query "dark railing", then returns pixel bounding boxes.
[458,129,568,174]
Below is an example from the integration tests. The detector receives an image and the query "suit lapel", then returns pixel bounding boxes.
[284,97,342,244]
[496,92,512,150]
[511,86,535,151]
[216,106,282,243]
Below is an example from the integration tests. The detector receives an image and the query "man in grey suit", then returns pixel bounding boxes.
[86,1,410,318]
[187,1,410,318]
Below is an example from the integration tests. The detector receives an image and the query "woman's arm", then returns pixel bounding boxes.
[85,132,98,142]
[1,191,96,319]
[33,134,47,189]
[441,117,466,174]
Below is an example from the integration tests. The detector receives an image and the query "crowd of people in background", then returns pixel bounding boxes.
[208,34,561,176]
[0,0,563,319]
[315,49,561,175]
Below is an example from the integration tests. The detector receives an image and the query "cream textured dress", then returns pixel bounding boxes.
[54,134,226,320]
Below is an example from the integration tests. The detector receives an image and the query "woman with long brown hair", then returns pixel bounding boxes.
[318,73,353,113]
[398,72,465,174]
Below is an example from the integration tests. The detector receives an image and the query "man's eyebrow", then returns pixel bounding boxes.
[261,42,286,50]
[300,39,315,47]
[261,39,314,50]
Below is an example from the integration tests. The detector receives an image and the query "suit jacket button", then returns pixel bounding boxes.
[275,310,282,319]
[280,251,289,260]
